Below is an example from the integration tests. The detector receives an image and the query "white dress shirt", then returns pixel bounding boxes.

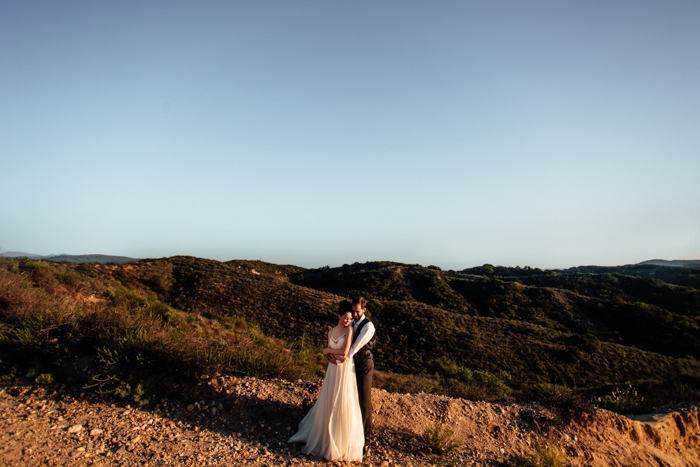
[347,315,375,359]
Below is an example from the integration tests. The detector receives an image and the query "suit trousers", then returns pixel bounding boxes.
[354,352,374,438]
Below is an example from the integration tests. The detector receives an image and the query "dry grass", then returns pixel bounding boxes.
[0,258,319,400]
[503,444,564,467]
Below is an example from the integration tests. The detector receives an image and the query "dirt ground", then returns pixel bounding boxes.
[1,375,699,466]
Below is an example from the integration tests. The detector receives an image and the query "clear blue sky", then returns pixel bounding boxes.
[2,1,699,270]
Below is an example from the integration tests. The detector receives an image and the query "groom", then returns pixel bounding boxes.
[346,297,375,438]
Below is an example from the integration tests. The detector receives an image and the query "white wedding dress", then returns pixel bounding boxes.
[288,332,365,462]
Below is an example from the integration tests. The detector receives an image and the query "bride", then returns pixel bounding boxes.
[288,300,365,462]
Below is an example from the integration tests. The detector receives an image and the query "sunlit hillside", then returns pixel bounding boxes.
[1,256,699,412]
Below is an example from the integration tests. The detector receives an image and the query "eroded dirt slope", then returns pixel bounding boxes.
[1,376,698,466]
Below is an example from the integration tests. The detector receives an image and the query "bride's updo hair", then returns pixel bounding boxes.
[338,300,353,315]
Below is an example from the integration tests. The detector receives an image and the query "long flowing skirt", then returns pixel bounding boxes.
[288,359,364,462]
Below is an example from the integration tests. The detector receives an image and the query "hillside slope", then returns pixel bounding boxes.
[2,256,699,408]
[292,261,700,393]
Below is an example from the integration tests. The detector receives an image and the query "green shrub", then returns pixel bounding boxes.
[504,452,539,467]
[504,444,563,467]
[434,357,512,401]
[532,383,594,424]
[0,321,50,350]
[55,272,79,288]
[595,384,646,414]
[85,374,148,402]
[534,444,563,466]
[150,301,172,322]
[421,420,461,456]
[435,356,473,382]
[35,373,54,385]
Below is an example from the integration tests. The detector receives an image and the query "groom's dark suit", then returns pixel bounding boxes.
[351,316,374,437]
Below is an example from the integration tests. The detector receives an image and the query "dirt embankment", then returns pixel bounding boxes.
[1,376,698,466]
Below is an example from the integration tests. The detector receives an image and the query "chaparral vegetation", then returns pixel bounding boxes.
[1,256,699,413]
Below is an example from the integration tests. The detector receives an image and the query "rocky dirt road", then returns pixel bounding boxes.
[1,375,699,466]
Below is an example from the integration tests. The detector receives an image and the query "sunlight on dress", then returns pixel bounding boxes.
[288,333,364,462]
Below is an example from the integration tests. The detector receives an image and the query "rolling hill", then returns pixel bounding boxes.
[1,255,699,410]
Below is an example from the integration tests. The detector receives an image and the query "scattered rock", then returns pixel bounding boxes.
[66,424,83,433]
[1,377,699,467]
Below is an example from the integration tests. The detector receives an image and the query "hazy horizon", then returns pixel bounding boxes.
[2,2,699,270]
[2,249,698,272]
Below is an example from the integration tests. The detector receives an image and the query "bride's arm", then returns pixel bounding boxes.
[322,327,355,359]
[334,327,354,363]
[323,329,335,355]
[322,329,337,364]
[322,329,345,365]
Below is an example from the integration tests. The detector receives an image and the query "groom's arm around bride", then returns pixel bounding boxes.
[346,297,375,438]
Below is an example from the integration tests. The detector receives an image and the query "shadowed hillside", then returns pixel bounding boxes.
[1,256,699,412]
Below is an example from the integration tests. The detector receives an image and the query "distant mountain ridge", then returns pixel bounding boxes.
[560,259,700,271]
[637,259,700,268]
[0,251,138,264]
[1,251,46,260]
[2,252,698,269]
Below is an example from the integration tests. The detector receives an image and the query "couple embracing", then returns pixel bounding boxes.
[288,297,375,462]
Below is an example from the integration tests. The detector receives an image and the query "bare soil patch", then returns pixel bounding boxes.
[1,376,698,466]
